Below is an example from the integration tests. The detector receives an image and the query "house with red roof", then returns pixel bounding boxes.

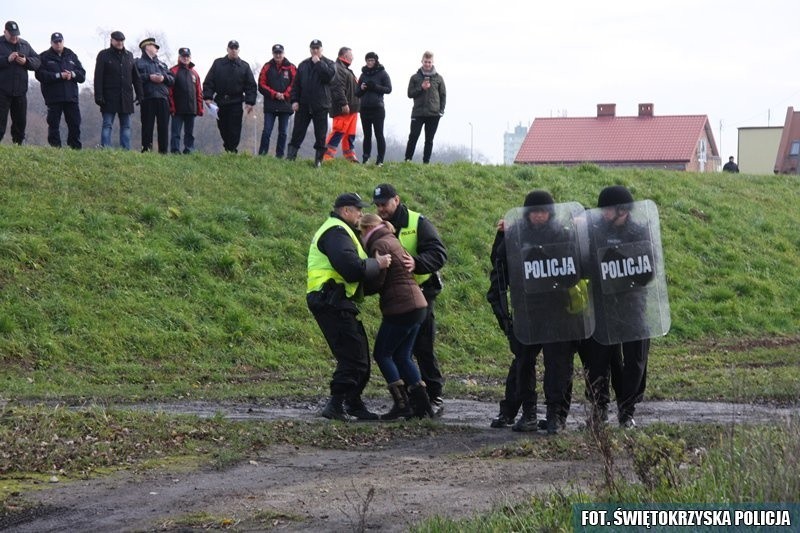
[515,103,721,172]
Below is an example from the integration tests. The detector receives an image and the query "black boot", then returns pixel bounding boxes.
[344,396,379,421]
[382,380,413,420]
[286,145,298,161]
[320,394,349,421]
[545,406,566,435]
[314,149,325,168]
[512,402,538,432]
[408,384,435,419]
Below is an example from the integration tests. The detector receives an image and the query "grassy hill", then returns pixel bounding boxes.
[1,146,798,402]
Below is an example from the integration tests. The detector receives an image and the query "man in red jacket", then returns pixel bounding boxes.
[168,47,203,154]
[257,44,296,158]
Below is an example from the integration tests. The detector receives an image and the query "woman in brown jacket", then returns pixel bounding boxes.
[359,214,433,419]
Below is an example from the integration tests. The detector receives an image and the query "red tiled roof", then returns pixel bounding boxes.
[515,115,715,164]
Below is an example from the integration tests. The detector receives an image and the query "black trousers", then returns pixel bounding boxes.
[542,341,575,419]
[46,101,82,149]
[360,106,386,163]
[500,338,541,418]
[579,337,649,418]
[0,93,27,144]
[217,103,244,153]
[141,98,170,153]
[311,306,371,398]
[289,105,329,158]
[413,296,445,399]
[405,115,440,163]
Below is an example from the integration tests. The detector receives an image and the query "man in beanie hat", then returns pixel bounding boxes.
[136,38,174,153]
[35,32,86,149]
[486,190,578,434]
[356,51,392,165]
[0,21,41,144]
[580,185,651,428]
[307,193,392,421]
[323,46,360,162]
[94,30,143,149]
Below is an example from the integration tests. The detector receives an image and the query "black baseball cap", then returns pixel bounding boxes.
[272,44,284,54]
[227,40,239,49]
[50,32,64,43]
[178,47,191,57]
[309,39,322,48]
[334,192,370,208]
[372,183,398,204]
[110,31,125,41]
[5,21,19,36]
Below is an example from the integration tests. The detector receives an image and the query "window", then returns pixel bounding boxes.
[790,141,800,157]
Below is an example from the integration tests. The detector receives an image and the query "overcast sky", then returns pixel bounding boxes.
[8,1,800,165]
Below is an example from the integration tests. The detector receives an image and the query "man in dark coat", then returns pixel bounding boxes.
[94,31,143,149]
[287,39,335,166]
[168,47,203,154]
[202,40,257,153]
[0,21,41,144]
[36,32,85,149]
[257,44,295,157]
[136,38,174,153]
[405,50,446,164]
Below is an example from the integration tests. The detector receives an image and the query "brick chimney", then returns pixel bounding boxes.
[638,103,654,117]
[597,103,616,117]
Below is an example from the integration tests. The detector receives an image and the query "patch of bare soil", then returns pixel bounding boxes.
[4,399,798,532]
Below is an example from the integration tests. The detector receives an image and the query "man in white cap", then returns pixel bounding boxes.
[0,21,41,144]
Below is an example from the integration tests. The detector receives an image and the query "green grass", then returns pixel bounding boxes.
[0,147,798,403]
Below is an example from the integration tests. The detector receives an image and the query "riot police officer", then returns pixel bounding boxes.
[487,190,588,434]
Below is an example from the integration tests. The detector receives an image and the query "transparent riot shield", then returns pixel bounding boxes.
[504,202,594,344]
[586,199,670,344]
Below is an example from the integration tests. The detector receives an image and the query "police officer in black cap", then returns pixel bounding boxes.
[0,21,41,144]
[487,190,577,434]
[580,185,651,428]
[307,192,392,421]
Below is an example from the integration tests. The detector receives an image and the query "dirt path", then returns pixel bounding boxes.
[4,399,797,532]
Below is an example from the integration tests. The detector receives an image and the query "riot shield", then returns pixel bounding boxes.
[504,202,594,344]
[586,199,670,344]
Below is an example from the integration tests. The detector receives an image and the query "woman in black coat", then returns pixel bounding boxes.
[355,52,391,165]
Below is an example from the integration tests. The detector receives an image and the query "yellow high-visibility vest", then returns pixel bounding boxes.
[307,217,367,299]
[398,209,432,286]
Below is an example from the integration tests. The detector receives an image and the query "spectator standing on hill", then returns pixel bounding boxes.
[36,32,85,149]
[307,193,391,421]
[202,40,257,153]
[373,184,447,416]
[94,31,143,150]
[136,38,174,153]
[287,39,335,167]
[257,44,295,157]
[722,156,739,173]
[323,47,360,162]
[168,47,203,154]
[356,51,391,166]
[0,20,41,145]
[404,51,445,164]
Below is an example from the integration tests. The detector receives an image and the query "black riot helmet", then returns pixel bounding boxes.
[523,189,555,217]
[597,185,634,209]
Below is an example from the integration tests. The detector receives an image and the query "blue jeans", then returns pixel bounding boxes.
[259,111,290,157]
[101,112,132,149]
[373,319,423,385]
[170,114,196,153]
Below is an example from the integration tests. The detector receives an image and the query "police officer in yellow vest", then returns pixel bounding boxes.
[308,192,392,421]
[373,183,447,416]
